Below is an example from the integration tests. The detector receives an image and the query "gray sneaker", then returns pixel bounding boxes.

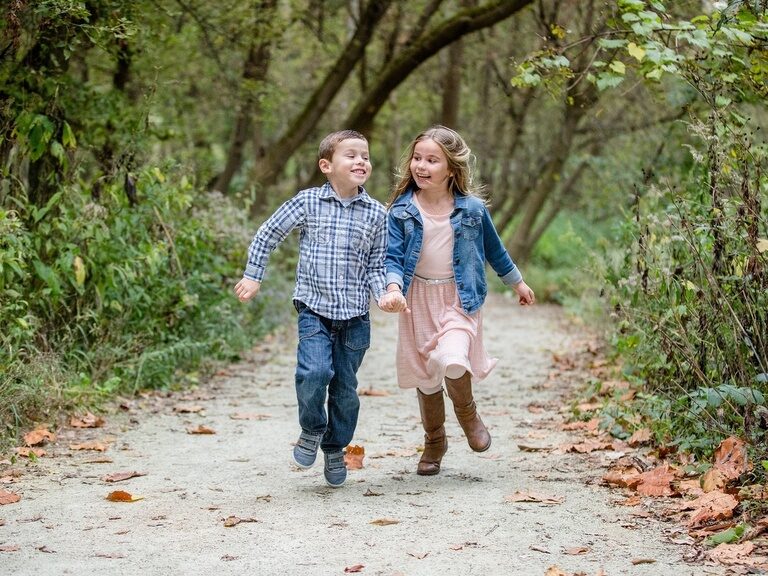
[323,450,347,488]
[293,431,323,469]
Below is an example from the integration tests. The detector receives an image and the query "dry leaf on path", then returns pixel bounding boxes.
[561,440,613,453]
[173,404,204,413]
[70,441,109,452]
[407,550,429,559]
[0,490,21,505]
[344,565,365,573]
[102,471,147,483]
[370,518,399,526]
[681,490,739,527]
[358,388,389,397]
[345,445,365,470]
[223,515,259,527]
[70,413,105,428]
[504,491,564,505]
[229,412,271,420]
[712,436,750,480]
[701,467,727,493]
[23,427,56,446]
[636,464,676,496]
[15,447,45,458]
[564,546,590,555]
[708,542,755,565]
[628,428,651,447]
[106,490,144,502]
[544,566,568,576]
[0,545,20,552]
[518,444,552,452]
[631,558,656,565]
[186,425,216,435]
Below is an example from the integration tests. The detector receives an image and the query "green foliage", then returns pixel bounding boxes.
[0,169,291,435]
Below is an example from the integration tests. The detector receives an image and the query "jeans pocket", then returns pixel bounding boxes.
[344,313,371,351]
[297,307,324,341]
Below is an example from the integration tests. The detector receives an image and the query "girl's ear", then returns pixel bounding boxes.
[319,158,332,174]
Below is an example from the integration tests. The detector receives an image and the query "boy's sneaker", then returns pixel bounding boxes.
[293,431,323,469]
[323,450,347,488]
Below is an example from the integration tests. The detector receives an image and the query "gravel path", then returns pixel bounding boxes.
[0,293,723,576]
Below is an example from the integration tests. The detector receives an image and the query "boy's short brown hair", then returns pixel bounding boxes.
[318,130,367,161]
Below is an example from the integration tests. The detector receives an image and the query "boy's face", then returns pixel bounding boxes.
[319,138,371,190]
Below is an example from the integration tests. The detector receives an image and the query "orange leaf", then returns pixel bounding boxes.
[562,440,612,453]
[0,489,21,505]
[708,542,755,565]
[358,388,389,397]
[186,425,216,435]
[701,467,727,493]
[636,464,675,497]
[370,518,399,526]
[106,490,144,502]
[15,447,46,458]
[345,445,365,470]
[603,466,642,488]
[682,490,739,527]
[223,515,258,527]
[712,436,751,480]
[23,427,55,446]
[564,546,590,555]
[627,428,651,447]
[102,471,147,483]
[229,412,271,420]
[544,567,569,576]
[504,491,564,505]
[344,565,365,573]
[70,412,105,428]
[69,441,109,452]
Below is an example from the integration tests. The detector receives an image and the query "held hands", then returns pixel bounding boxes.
[378,289,408,313]
[234,277,261,302]
[514,280,535,306]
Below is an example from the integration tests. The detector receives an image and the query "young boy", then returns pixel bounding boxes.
[234,130,406,488]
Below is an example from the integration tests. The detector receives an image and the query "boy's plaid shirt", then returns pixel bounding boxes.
[244,183,387,320]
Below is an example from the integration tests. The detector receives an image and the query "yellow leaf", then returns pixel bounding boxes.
[106,490,144,502]
[627,42,645,62]
[73,256,86,286]
[370,518,399,526]
[609,60,626,74]
[757,238,768,253]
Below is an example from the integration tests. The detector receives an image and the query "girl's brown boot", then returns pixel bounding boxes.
[445,371,491,452]
[416,389,448,476]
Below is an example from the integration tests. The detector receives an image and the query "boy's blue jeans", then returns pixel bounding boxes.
[294,301,370,453]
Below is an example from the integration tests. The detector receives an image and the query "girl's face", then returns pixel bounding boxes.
[410,138,451,193]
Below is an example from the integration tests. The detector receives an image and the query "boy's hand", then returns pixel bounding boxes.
[234,277,261,302]
[378,290,408,313]
[514,281,535,306]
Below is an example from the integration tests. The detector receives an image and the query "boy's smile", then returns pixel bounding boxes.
[320,138,372,197]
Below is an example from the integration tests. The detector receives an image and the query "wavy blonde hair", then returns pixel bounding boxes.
[387,125,482,207]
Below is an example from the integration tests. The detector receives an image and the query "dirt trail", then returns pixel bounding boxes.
[1,293,723,576]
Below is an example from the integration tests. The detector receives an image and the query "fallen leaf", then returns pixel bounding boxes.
[0,490,21,505]
[106,490,144,502]
[681,490,739,527]
[94,552,126,559]
[504,491,564,505]
[636,464,676,496]
[561,440,612,453]
[23,427,55,446]
[564,546,590,555]
[70,441,109,452]
[102,471,147,483]
[186,425,216,435]
[701,467,727,493]
[627,428,651,447]
[631,558,656,565]
[223,515,258,527]
[344,565,365,573]
[229,412,271,420]
[407,550,429,559]
[173,404,204,413]
[36,545,55,553]
[358,388,389,397]
[712,436,750,480]
[544,566,568,576]
[561,418,600,432]
[530,545,550,553]
[517,444,552,452]
[14,447,45,458]
[345,445,365,470]
[70,413,105,428]
[603,466,642,488]
[370,518,399,526]
[0,545,20,552]
[363,488,383,497]
[708,542,755,565]
[619,495,642,506]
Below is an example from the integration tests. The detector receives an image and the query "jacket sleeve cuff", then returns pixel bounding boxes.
[244,264,265,281]
[386,272,404,289]
[500,267,523,286]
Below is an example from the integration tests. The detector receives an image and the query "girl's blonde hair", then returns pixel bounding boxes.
[387,125,482,206]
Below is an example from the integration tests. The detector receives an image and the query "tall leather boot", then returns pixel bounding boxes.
[445,371,491,452]
[416,389,448,476]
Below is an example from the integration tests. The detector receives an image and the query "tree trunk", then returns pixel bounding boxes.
[440,39,463,128]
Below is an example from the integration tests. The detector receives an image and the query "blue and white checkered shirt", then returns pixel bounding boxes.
[243,182,387,320]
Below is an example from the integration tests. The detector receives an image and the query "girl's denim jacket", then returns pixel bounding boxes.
[385,188,522,315]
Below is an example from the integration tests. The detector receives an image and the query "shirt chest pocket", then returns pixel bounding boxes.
[307,216,334,245]
[351,221,375,252]
[460,215,481,240]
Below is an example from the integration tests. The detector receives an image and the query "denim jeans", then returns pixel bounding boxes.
[294,301,370,453]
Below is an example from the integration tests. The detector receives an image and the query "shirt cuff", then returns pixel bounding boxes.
[500,267,523,286]
[244,264,265,281]
[385,272,404,289]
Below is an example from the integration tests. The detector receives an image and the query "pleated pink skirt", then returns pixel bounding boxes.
[396,277,497,390]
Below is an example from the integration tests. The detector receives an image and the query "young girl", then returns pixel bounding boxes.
[383,125,535,476]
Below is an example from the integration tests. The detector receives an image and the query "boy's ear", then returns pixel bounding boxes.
[318,158,331,174]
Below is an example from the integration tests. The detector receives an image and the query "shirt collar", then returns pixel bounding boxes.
[320,181,371,203]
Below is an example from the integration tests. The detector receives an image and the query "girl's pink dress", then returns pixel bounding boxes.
[396,196,497,390]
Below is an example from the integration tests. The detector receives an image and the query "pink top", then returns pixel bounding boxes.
[413,195,453,279]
